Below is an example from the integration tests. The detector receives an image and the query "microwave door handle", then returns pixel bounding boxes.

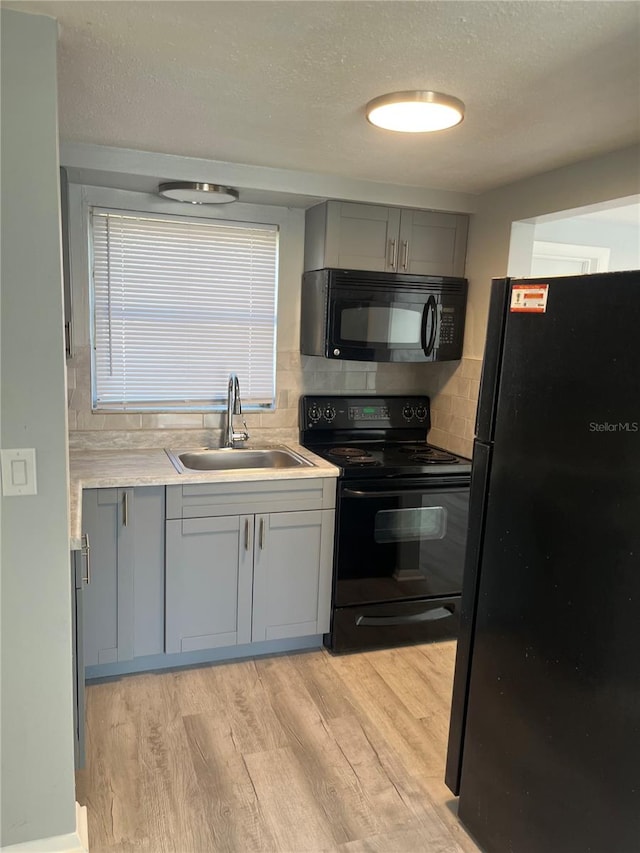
[421,296,437,357]
[420,302,428,351]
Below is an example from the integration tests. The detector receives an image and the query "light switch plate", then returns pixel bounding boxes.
[1,448,37,496]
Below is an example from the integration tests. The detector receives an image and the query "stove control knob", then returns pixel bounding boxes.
[415,405,428,421]
[308,403,321,423]
[402,405,415,421]
[323,405,336,422]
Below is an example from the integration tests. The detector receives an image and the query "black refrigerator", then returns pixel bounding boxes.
[445,271,640,853]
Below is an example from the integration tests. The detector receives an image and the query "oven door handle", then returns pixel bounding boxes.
[356,606,454,627]
[342,486,467,498]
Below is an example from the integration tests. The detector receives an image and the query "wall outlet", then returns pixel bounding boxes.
[0,448,38,496]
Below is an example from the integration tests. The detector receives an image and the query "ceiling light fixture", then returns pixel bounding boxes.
[365,90,465,133]
[158,182,239,204]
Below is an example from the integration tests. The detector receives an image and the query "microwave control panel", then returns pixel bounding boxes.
[439,306,457,346]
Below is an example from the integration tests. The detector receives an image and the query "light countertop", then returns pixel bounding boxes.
[69,443,338,549]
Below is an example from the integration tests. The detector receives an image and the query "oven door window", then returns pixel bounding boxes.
[375,506,446,543]
[335,486,469,607]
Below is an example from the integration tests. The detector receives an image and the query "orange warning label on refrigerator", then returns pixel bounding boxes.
[510,283,549,313]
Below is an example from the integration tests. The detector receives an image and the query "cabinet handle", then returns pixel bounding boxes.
[388,238,397,269]
[122,491,129,527]
[259,518,265,550]
[81,533,91,584]
[244,518,250,551]
[402,240,409,270]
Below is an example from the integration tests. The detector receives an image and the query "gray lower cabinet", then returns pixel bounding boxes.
[165,514,253,652]
[165,479,336,655]
[81,486,165,668]
[304,200,468,277]
[251,510,333,642]
[165,509,334,653]
[81,479,335,673]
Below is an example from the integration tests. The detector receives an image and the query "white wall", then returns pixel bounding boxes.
[533,214,640,272]
[0,9,76,847]
[464,145,640,358]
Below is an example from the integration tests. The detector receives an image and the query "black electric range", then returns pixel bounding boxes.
[300,395,471,653]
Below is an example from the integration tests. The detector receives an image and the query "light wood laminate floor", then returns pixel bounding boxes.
[76,641,482,853]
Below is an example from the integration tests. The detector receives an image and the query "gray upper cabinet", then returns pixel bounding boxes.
[81,487,165,668]
[305,201,401,272]
[304,200,469,277]
[397,209,469,276]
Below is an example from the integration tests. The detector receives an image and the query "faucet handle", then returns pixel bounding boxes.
[231,413,250,445]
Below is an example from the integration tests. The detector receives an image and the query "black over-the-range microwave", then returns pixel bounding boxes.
[300,268,468,363]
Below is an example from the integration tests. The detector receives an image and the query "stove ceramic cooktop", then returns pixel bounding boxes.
[311,441,471,478]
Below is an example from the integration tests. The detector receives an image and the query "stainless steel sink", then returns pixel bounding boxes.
[166,446,313,473]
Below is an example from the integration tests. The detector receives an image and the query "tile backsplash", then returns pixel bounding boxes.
[427,357,481,460]
[68,346,481,459]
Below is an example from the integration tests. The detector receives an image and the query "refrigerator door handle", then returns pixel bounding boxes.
[445,440,492,796]
[421,295,438,357]
[475,278,512,442]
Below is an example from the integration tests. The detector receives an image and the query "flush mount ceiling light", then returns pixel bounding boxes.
[365,90,465,133]
[158,182,239,204]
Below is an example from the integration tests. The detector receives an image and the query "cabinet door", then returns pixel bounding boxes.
[129,486,165,658]
[252,509,334,642]
[398,209,468,276]
[165,515,253,653]
[82,489,128,666]
[82,487,165,668]
[325,201,401,271]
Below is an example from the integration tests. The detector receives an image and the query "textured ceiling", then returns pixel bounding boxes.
[6,0,640,193]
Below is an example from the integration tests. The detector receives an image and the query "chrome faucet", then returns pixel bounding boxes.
[225,373,249,447]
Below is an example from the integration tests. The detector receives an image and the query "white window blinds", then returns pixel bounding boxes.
[90,208,278,411]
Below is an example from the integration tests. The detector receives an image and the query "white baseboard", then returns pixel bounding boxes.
[75,803,88,852]
[1,803,88,853]
[0,834,83,853]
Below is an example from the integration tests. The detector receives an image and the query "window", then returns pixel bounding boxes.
[90,208,278,411]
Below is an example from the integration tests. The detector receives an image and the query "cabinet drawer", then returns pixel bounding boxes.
[166,478,335,519]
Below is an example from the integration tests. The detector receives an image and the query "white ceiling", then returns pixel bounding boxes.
[6,0,640,195]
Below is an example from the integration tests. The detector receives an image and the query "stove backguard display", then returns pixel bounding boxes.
[300,394,431,432]
[348,404,390,421]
